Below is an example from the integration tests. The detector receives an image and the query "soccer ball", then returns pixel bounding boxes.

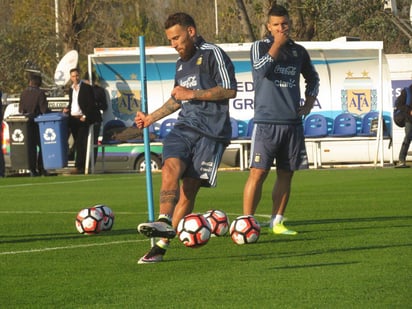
[177,213,212,248]
[94,204,115,231]
[203,209,229,236]
[230,215,261,245]
[75,207,104,235]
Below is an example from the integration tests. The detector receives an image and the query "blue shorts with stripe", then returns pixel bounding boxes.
[162,125,227,187]
[249,123,309,171]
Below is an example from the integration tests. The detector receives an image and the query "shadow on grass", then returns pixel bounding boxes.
[293,215,412,226]
[163,241,412,264]
[0,228,137,244]
[270,261,360,269]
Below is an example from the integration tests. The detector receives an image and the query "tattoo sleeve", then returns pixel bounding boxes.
[194,86,236,101]
[159,189,179,205]
[150,97,181,123]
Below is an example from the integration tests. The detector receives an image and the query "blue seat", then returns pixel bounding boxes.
[330,113,358,137]
[102,119,126,144]
[382,115,392,137]
[358,111,379,136]
[237,120,248,138]
[246,118,254,138]
[103,119,125,132]
[158,118,177,139]
[304,114,328,138]
[230,117,239,139]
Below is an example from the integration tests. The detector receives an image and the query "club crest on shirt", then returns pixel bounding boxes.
[196,55,203,66]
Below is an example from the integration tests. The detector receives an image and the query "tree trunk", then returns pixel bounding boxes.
[236,0,255,42]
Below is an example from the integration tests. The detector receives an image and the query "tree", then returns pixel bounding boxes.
[0,0,56,93]
[0,0,410,94]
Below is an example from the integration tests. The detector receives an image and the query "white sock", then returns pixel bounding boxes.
[158,214,172,224]
[156,239,169,249]
[270,214,284,228]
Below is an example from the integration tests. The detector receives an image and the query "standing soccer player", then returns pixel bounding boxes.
[243,4,320,234]
[135,12,237,263]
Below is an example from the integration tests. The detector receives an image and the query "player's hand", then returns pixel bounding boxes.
[298,97,316,117]
[298,104,312,117]
[135,111,148,129]
[273,29,289,47]
[171,85,194,101]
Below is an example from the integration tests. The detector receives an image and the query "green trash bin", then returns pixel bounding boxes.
[35,112,69,169]
[6,114,36,170]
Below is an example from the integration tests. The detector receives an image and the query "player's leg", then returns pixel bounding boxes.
[270,169,297,235]
[272,168,293,216]
[172,177,202,228]
[137,128,190,239]
[269,124,306,235]
[138,129,193,264]
[243,167,269,215]
[243,123,275,217]
[137,158,186,264]
[137,157,185,239]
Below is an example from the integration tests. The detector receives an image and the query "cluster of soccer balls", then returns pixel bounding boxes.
[176,209,261,248]
[75,205,115,235]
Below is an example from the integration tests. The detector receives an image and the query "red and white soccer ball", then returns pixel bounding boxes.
[230,215,261,245]
[94,204,115,231]
[203,209,229,236]
[75,207,104,235]
[177,213,212,248]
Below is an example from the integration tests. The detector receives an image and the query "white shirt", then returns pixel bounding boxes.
[70,81,83,116]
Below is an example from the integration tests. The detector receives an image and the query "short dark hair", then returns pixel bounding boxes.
[268,4,289,18]
[29,74,42,87]
[70,68,80,74]
[164,12,196,30]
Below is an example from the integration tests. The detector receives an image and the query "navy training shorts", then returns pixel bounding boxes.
[162,125,226,187]
[249,123,309,171]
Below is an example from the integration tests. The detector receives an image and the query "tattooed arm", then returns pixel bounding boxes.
[135,97,181,129]
[172,85,236,102]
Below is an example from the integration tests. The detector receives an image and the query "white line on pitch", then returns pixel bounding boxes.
[0,175,141,189]
[0,239,147,256]
[0,211,144,215]
[0,179,102,189]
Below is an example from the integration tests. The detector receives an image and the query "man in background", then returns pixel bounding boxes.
[0,89,5,177]
[84,71,108,163]
[19,74,50,176]
[395,83,412,168]
[63,68,101,174]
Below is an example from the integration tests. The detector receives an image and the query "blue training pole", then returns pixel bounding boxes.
[139,36,155,225]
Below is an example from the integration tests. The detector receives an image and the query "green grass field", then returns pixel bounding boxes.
[0,168,411,308]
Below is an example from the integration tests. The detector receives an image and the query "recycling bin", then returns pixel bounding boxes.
[6,114,36,170]
[35,112,69,169]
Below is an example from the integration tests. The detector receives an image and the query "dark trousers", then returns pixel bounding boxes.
[0,125,5,177]
[399,121,412,162]
[93,122,101,164]
[69,117,89,171]
[28,122,44,174]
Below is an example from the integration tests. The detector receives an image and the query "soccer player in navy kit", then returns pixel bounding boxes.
[243,4,319,235]
[135,12,237,263]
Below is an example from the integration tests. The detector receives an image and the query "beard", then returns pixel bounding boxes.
[177,38,196,61]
